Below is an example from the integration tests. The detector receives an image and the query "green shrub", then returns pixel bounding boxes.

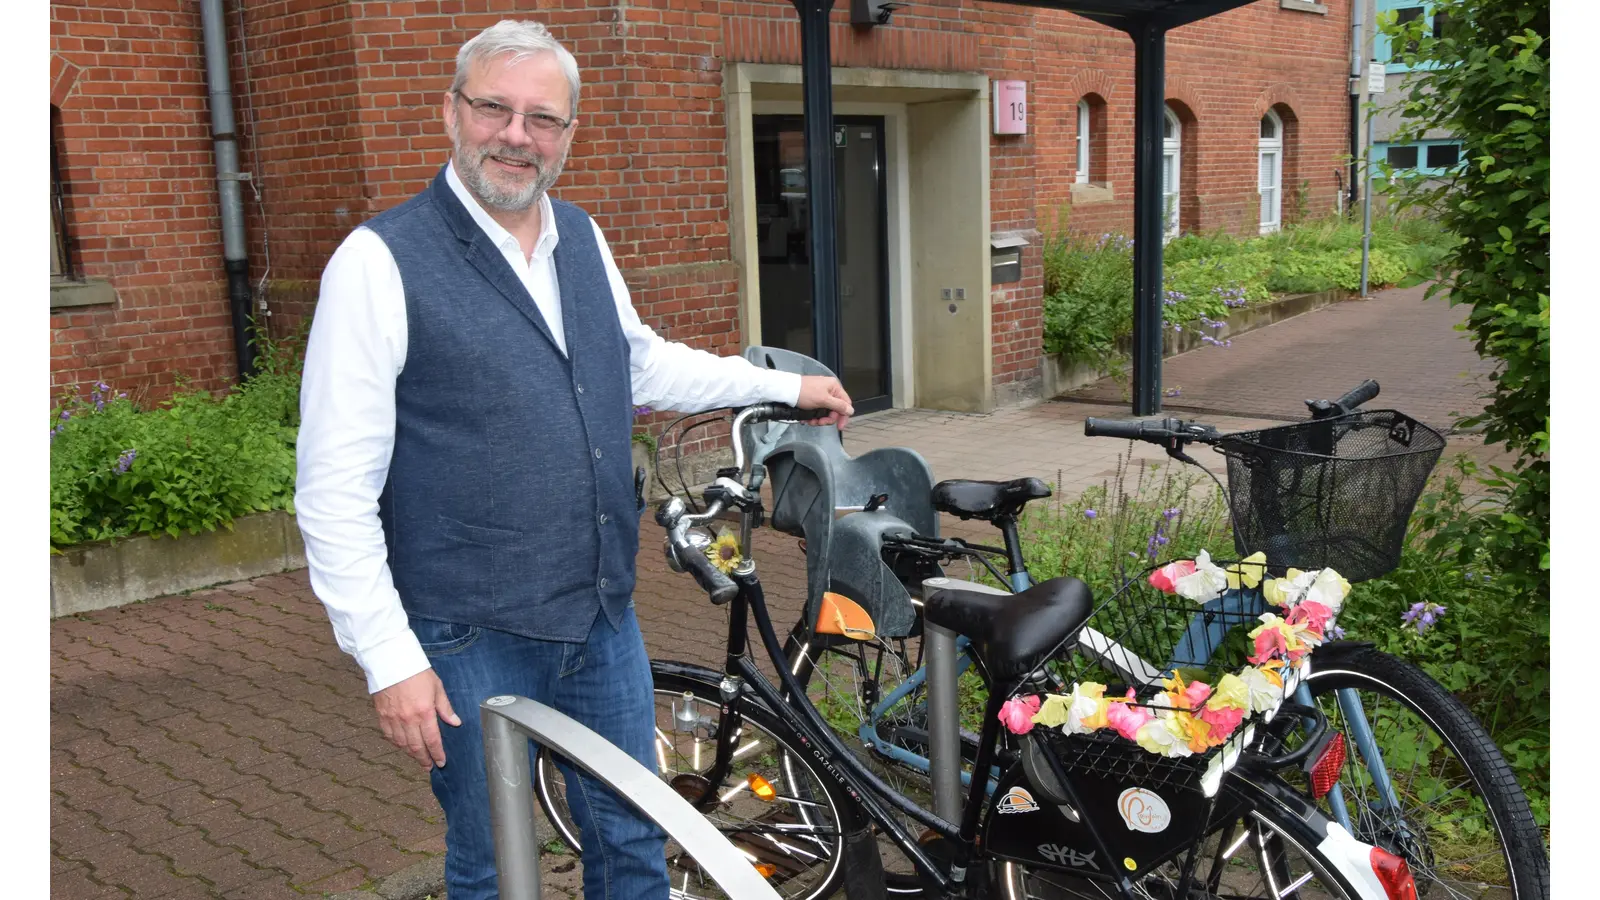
[1164,253,1274,306]
[1264,247,1411,294]
[1041,233,1135,367]
[50,330,305,549]
[1340,459,1548,825]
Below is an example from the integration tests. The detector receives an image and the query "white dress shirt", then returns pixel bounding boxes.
[296,162,802,693]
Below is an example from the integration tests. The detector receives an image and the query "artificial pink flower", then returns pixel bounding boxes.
[998,695,1042,735]
[1198,704,1245,741]
[1148,559,1198,594]
[1107,695,1154,741]
[1183,680,1213,710]
[1249,626,1289,664]
[1287,600,1334,634]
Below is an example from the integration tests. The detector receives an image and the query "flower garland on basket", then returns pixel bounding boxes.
[996,551,1352,796]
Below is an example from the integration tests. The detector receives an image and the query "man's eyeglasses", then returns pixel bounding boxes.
[455,93,572,136]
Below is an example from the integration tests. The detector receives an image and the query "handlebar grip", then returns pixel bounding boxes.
[677,539,740,605]
[765,404,832,423]
[1333,379,1380,411]
[1084,417,1157,440]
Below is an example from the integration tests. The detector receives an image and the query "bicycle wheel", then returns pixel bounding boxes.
[1300,644,1549,900]
[534,664,852,900]
[998,772,1373,900]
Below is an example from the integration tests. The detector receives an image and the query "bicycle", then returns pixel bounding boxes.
[746,376,1548,900]
[537,402,1422,900]
[537,361,1546,898]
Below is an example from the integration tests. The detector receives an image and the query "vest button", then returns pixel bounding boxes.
[593,447,603,459]
[576,383,585,394]
[599,577,610,590]
[598,513,609,525]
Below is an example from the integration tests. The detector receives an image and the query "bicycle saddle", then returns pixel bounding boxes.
[931,477,1051,522]
[924,576,1093,684]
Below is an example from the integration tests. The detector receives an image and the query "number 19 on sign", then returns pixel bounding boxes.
[993,80,1027,135]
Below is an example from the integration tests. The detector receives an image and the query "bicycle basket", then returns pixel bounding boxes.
[1215,410,1445,583]
[1015,560,1334,799]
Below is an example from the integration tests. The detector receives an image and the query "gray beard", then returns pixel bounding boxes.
[453,139,567,212]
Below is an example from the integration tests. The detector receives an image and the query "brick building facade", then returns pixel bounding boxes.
[50,0,1352,411]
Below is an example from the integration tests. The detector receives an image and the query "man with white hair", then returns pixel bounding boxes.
[294,19,854,899]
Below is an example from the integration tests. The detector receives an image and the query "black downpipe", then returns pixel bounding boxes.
[200,0,258,380]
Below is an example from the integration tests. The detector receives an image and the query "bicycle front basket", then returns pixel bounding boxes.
[1216,410,1445,582]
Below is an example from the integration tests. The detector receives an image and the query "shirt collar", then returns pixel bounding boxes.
[445,160,560,261]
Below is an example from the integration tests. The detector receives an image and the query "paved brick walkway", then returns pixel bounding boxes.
[1067,283,1497,432]
[50,286,1509,899]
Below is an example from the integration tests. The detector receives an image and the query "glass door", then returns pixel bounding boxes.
[753,115,892,413]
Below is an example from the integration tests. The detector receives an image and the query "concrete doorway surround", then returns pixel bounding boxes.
[725,63,994,412]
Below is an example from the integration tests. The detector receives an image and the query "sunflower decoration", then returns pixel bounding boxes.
[706,528,744,574]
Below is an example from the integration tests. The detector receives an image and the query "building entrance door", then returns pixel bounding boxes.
[753,115,892,413]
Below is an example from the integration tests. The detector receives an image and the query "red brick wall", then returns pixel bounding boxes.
[50,0,1351,405]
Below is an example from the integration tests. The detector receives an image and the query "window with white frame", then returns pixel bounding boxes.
[1162,105,1181,241]
[1075,99,1091,184]
[1258,110,1283,234]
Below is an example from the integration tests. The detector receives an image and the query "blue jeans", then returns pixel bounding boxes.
[412,607,669,900]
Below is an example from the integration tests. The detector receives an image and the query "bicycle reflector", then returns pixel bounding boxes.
[747,773,778,802]
[1370,847,1419,900]
[754,863,778,878]
[1306,730,1347,799]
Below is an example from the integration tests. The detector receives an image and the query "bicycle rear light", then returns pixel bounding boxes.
[1370,847,1419,900]
[1307,730,1347,799]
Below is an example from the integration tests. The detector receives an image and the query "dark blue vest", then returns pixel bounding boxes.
[368,167,637,643]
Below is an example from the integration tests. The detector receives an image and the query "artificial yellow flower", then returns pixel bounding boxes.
[1033,693,1073,728]
[706,528,743,574]
[1226,551,1268,590]
[1208,673,1250,711]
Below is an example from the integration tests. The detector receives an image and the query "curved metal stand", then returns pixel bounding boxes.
[480,695,782,900]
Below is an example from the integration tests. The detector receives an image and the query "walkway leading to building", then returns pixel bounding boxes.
[50,286,1509,899]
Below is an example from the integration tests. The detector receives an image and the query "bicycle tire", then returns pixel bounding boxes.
[533,663,854,900]
[1302,643,1549,900]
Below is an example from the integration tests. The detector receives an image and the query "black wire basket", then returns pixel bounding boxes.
[1023,564,1316,798]
[1214,410,1446,583]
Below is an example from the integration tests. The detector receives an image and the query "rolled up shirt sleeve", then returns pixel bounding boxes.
[294,227,431,694]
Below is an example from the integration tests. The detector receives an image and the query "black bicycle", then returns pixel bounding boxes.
[537,403,1426,900]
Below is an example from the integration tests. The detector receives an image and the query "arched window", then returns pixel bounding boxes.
[1162,105,1181,242]
[1075,99,1091,184]
[1259,110,1284,234]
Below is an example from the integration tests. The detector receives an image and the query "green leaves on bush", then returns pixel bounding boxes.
[1041,215,1451,367]
[50,331,304,549]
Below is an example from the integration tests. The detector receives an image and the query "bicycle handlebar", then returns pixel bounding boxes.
[1334,379,1380,411]
[658,403,833,605]
[1085,379,1383,449]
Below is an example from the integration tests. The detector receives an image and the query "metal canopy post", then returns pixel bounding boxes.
[1129,20,1167,415]
[791,0,844,376]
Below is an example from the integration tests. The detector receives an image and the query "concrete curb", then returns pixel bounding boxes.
[1042,289,1348,397]
[50,509,305,617]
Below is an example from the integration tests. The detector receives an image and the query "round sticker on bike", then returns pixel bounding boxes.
[1116,787,1171,833]
[996,786,1039,814]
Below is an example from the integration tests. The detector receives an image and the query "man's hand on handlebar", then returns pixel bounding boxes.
[796,375,854,430]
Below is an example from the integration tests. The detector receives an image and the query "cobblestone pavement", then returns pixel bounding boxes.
[50,286,1509,898]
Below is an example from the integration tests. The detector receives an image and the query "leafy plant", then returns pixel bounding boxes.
[1379,0,1549,606]
[50,329,306,549]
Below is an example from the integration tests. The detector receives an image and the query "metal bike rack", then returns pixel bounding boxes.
[480,695,782,900]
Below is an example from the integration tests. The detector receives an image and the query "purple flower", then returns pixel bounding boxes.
[633,406,654,417]
[96,382,110,393]
[115,449,137,475]
[1165,387,1183,398]
[1084,509,1097,520]
[1329,625,1347,640]
[1401,601,1448,635]
[60,410,71,421]
[1163,507,1181,521]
